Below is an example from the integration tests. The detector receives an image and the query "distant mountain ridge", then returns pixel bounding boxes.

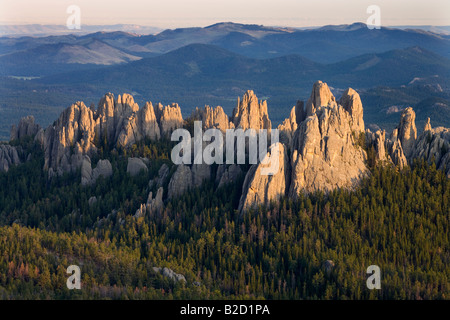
[0,39,141,76]
[1,22,449,70]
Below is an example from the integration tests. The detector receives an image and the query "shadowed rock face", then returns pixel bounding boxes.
[365,129,408,169]
[238,142,289,212]
[127,157,148,177]
[81,158,113,186]
[10,115,41,141]
[365,107,450,176]
[411,119,450,178]
[277,101,303,147]
[167,164,211,199]
[0,144,21,172]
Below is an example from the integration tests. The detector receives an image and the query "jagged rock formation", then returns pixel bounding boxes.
[127,157,148,176]
[288,82,368,197]
[24,92,184,178]
[411,119,450,177]
[152,267,186,283]
[134,187,164,218]
[231,90,271,130]
[339,88,364,133]
[304,80,335,117]
[0,144,21,172]
[365,129,387,163]
[216,164,242,188]
[278,101,303,147]
[167,164,211,199]
[395,107,417,158]
[116,101,161,147]
[147,187,164,213]
[81,158,113,186]
[387,138,408,169]
[168,165,193,199]
[366,108,449,174]
[155,103,184,138]
[149,164,170,189]
[424,117,432,132]
[365,129,408,168]
[44,101,97,174]
[192,105,234,132]
[6,81,450,214]
[238,143,289,212]
[10,116,41,141]
[96,93,163,147]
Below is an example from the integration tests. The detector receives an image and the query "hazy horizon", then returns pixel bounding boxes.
[1,0,449,29]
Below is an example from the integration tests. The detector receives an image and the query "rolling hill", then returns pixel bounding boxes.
[0,39,141,76]
[1,22,449,77]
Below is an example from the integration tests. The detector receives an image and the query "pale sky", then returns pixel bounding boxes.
[1,0,449,28]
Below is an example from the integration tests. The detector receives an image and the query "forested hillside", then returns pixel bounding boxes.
[0,137,448,299]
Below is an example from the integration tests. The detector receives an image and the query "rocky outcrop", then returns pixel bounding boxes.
[149,163,170,189]
[147,187,164,213]
[216,164,242,188]
[339,88,364,133]
[237,81,368,211]
[365,129,408,168]
[135,187,164,218]
[155,103,184,138]
[152,267,186,283]
[0,144,21,172]
[304,80,336,117]
[289,82,368,197]
[44,101,97,173]
[10,116,41,141]
[167,164,211,199]
[386,129,408,169]
[410,119,450,177]
[396,107,417,158]
[81,158,113,186]
[365,129,387,163]
[231,90,271,130]
[116,101,161,147]
[96,93,140,145]
[168,165,193,199]
[238,143,289,212]
[424,117,432,132]
[192,105,234,132]
[127,157,148,176]
[278,101,303,148]
[88,196,97,207]
[38,92,184,177]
